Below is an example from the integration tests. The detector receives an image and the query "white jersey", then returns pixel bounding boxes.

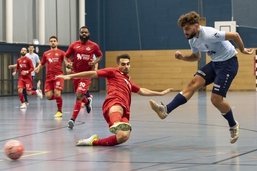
[26,52,40,76]
[189,26,237,62]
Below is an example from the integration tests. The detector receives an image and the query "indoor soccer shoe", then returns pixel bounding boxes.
[76,134,99,146]
[149,99,168,119]
[36,89,43,99]
[230,121,239,144]
[86,97,93,113]
[54,111,62,118]
[20,103,27,109]
[68,119,74,129]
[109,122,132,134]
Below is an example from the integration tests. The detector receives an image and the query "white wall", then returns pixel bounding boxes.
[0,0,79,45]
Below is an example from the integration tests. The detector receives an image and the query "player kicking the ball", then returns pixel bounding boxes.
[149,11,254,144]
[57,54,173,146]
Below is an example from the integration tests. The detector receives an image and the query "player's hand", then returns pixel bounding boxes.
[12,71,16,76]
[241,48,254,55]
[175,51,184,60]
[66,63,73,69]
[56,74,71,80]
[34,67,40,73]
[161,88,173,95]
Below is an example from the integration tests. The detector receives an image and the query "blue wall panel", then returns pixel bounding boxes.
[86,0,255,50]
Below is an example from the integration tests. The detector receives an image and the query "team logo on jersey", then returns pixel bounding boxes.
[86,47,91,51]
[214,32,220,38]
[48,58,53,63]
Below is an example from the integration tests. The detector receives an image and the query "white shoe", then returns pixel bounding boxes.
[230,121,239,144]
[76,134,99,146]
[68,119,75,129]
[149,100,168,119]
[109,122,132,134]
[20,103,27,109]
[36,89,43,99]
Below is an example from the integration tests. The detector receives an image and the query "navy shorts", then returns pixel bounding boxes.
[195,56,238,97]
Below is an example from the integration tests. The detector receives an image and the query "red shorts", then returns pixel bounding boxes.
[102,98,130,127]
[17,77,33,91]
[44,77,64,93]
[72,78,91,94]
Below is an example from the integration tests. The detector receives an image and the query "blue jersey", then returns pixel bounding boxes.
[189,26,237,62]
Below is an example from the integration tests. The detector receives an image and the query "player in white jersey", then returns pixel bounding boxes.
[25,45,41,103]
[149,11,254,144]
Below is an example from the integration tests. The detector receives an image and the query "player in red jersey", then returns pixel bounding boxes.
[57,54,173,146]
[35,36,66,118]
[64,26,103,129]
[10,47,43,109]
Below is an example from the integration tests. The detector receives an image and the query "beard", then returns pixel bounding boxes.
[186,32,197,39]
[20,52,26,56]
[80,35,90,42]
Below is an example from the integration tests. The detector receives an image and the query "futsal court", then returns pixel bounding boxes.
[0,91,257,171]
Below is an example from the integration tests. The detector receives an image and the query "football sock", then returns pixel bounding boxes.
[166,92,187,113]
[222,110,237,127]
[93,135,118,146]
[109,112,122,125]
[23,88,28,102]
[55,96,63,113]
[71,100,82,120]
[18,93,25,103]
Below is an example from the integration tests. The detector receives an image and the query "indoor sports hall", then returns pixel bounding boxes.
[1,0,257,171]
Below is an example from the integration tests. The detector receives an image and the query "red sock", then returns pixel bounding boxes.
[55,96,63,112]
[49,95,55,100]
[109,112,122,125]
[71,100,82,120]
[18,93,25,103]
[93,135,119,146]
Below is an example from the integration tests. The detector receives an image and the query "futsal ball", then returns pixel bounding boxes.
[4,140,24,160]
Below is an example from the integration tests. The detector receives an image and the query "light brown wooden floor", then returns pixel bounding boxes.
[0,91,257,171]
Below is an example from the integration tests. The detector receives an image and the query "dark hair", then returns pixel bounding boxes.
[116,54,130,63]
[49,35,58,41]
[177,11,200,27]
[80,25,89,31]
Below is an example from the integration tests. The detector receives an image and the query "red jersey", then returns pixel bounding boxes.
[97,68,140,113]
[65,40,102,73]
[41,49,65,79]
[16,56,34,79]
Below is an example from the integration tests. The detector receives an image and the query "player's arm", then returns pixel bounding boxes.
[225,32,254,54]
[57,70,98,80]
[8,64,17,69]
[137,88,173,96]
[175,51,200,61]
[34,63,43,73]
[64,56,72,69]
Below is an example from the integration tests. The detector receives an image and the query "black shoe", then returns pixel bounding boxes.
[86,97,92,113]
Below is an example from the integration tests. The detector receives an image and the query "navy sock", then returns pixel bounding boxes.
[222,110,236,127]
[23,88,28,102]
[166,93,187,113]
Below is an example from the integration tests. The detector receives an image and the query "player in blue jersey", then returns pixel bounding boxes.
[149,11,254,144]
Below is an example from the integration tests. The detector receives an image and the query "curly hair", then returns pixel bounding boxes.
[177,11,200,27]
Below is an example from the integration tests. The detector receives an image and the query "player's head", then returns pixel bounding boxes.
[28,44,34,53]
[177,11,200,39]
[79,26,90,43]
[49,35,58,49]
[117,54,130,74]
[20,47,27,56]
